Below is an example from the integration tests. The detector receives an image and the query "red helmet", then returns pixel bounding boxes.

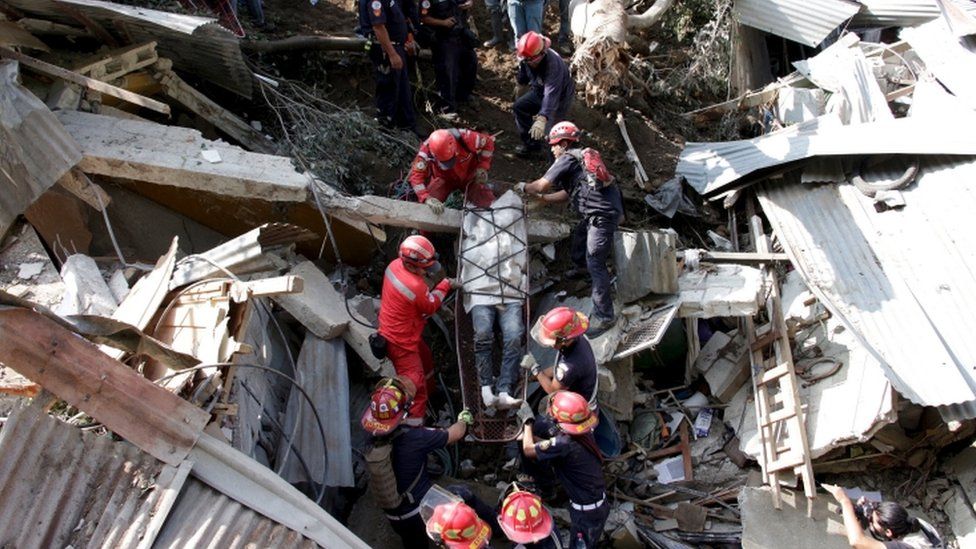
[548,121,581,145]
[360,377,416,435]
[548,390,598,435]
[516,31,550,60]
[536,306,588,347]
[427,502,491,549]
[498,488,553,544]
[399,234,437,269]
[428,129,458,169]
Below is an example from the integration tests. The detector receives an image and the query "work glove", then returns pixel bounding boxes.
[426,197,445,215]
[458,408,474,425]
[447,277,462,290]
[516,401,535,425]
[514,182,527,194]
[474,168,489,186]
[520,353,540,376]
[529,115,547,141]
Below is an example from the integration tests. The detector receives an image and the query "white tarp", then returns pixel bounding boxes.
[460,191,528,312]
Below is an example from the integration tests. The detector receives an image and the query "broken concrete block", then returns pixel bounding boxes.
[108,269,129,303]
[54,254,117,317]
[678,264,762,318]
[740,487,849,549]
[614,229,678,303]
[700,331,750,403]
[693,330,732,374]
[273,261,350,340]
[609,520,642,549]
[948,487,976,548]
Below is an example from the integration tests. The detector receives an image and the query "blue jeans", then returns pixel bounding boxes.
[571,217,616,321]
[507,0,543,38]
[472,303,524,395]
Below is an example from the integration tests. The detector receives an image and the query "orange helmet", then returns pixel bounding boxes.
[548,390,598,435]
[498,487,553,544]
[427,502,491,549]
[361,377,416,435]
[536,306,589,347]
[516,31,550,61]
[428,129,458,169]
[399,234,438,269]
[548,121,581,145]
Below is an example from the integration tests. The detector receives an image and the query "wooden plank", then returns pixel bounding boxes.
[0,307,208,465]
[700,251,790,264]
[56,166,111,211]
[0,46,170,115]
[73,41,158,81]
[231,275,304,300]
[760,363,790,384]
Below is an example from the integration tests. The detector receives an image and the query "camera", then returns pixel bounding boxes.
[853,500,880,527]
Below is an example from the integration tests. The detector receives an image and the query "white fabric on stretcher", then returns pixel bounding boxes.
[461,190,528,313]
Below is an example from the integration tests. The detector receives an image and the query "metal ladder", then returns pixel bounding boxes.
[744,216,816,516]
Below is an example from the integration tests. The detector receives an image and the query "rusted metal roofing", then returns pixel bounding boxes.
[757,157,976,421]
[0,399,191,548]
[154,478,318,549]
[0,59,81,238]
[732,0,860,47]
[2,0,252,97]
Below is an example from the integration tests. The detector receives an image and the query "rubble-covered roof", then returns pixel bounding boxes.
[1,0,253,97]
[758,156,976,420]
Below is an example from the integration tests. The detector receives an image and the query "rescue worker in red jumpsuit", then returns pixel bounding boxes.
[379,235,460,423]
[408,128,497,214]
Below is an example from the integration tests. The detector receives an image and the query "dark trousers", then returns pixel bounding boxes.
[388,512,430,548]
[513,88,569,148]
[372,43,416,132]
[432,36,477,112]
[570,217,617,321]
[568,503,610,548]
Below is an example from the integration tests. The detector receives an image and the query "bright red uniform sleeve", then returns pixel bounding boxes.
[465,130,494,172]
[408,143,433,203]
[416,278,452,315]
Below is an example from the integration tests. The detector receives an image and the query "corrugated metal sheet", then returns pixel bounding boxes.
[733,0,860,47]
[757,157,976,420]
[0,399,191,548]
[902,19,976,111]
[277,333,353,488]
[153,478,318,549]
[852,0,976,27]
[0,59,81,237]
[678,105,976,197]
[2,0,252,97]
[792,41,893,124]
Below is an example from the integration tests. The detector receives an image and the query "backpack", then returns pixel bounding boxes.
[365,432,424,510]
[567,148,614,189]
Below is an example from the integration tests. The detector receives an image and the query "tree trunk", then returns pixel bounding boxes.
[242,35,368,54]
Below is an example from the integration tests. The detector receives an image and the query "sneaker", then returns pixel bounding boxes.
[481,385,497,408]
[495,391,523,409]
[586,316,616,337]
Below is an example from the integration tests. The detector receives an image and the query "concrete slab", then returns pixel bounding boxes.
[53,254,117,317]
[739,487,849,549]
[947,487,976,548]
[678,264,762,318]
[613,229,678,303]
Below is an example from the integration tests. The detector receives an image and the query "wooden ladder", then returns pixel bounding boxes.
[744,216,816,516]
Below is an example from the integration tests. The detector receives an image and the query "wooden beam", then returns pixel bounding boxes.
[0,307,209,465]
[0,46,170,115]
[241,35,368,54]
[72,41,158,82]
[56,166,111,211]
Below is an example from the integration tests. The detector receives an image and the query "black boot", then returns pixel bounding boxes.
[483,7,507,48]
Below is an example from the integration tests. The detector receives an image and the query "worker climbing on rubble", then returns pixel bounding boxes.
[361,376,475,547]
[521,306,598,410]
[358,0,417,133]
[418,0,478,118]
[822,484,945,549]
[408,128,497,214]
[517,122,623,335]
[379,235,460,423]
[424,483,563,548]
[513,31,574,158]
[518,390,608,548]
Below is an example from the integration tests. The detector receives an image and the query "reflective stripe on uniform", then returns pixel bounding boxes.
[386,266,417,301]
[413,183,427,192]
[431,289,445,302]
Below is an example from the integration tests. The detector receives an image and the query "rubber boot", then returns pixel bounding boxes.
[483,8,506,48]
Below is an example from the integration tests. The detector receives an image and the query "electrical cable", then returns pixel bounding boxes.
[93,182,131,268]
[152,362,330,505]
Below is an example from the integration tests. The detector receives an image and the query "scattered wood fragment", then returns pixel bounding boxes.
[56,167,111,211]
[0,46,170,115]
[616,112,650,190]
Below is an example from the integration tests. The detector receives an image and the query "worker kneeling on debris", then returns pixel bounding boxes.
[523,307,598,411]
[823,484,945,549]
[519,391,608,548]
[517,122,623,336]
[361,377,474,547]
[513,31,574,158]
[408,128,497,214]
[379,235,460,423]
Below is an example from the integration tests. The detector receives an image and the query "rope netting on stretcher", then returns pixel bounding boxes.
[454,193,531,442]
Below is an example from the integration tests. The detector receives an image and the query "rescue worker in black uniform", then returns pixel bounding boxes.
[359,0,418,132]
[361,377,474,547]
[419,0,478,117]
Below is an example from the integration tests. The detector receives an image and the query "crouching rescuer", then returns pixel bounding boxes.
[361,377,474,547]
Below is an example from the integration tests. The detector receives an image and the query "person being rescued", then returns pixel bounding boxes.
[408,127,497,214]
